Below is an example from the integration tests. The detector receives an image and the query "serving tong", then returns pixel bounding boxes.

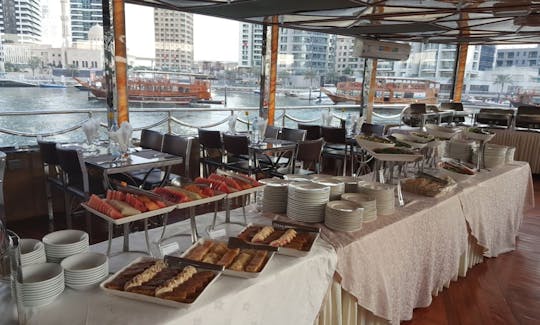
[164,255,225,271]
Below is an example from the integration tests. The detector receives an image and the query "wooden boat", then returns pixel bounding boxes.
[321,77,440,105]
[74,72,211,105]
[39,82,67,88]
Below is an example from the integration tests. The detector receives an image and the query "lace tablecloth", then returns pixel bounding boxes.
[492,129,540,173]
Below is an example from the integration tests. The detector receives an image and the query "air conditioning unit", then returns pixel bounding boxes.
[353,39,411,61]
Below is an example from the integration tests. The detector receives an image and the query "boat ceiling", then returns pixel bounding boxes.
[126,0,540,45]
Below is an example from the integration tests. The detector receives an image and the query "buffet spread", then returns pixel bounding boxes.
[2,124,535,325]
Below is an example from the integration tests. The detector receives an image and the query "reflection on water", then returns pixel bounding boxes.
[0,87,400,147]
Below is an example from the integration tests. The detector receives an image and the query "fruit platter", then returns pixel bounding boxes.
[355,135,395,151]
[368,147,424,162]
[391,133,429,149]
[82,189,176,225]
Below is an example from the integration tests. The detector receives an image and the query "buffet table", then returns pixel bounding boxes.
[1,211,337,325]
[491,129,540,174]
[1,163,533,325]
[316,162,533,325]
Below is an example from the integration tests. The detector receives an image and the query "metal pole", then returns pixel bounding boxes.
[113,0,129,125]
[268,17,279,126]
[259,24,268,118]
[452,43,468,102]
[101,0,116,128]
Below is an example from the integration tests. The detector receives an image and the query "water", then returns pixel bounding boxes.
[0,87,401,147]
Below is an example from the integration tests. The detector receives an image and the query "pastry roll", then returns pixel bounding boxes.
[209,242,228,255]
[229,252,252,271]
[251,226,274,243]
[202,252,220,264]
[155,266,197,296]
[186,241,214,261]
[216,248,240,267]
[124,260,166,291]
[245,250,268,272]
[269,229,297,247]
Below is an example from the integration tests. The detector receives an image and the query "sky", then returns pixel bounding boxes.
[125,4,239,62]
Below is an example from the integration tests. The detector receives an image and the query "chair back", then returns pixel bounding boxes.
[140,129,163,151]
[264,125,280,140]
[409,103,427,114]
[38,140,60,165]
[162,134,193,178]
[56,147,88,192]
[440,102,464,111]
[360,123,385,136]
[223,134,249,156]
[198,129,222,149]
[321,126,346,144]
[279,128,306,142]
[298,124,322,140]
[295,138,324,172]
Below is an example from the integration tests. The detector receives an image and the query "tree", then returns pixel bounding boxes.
[28,56,41,77]
[494,74,513,102]
[343,66,353,76]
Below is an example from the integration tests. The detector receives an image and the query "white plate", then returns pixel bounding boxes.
[61,252,108,274]
[43,230,88,246]
[355,136,395,151]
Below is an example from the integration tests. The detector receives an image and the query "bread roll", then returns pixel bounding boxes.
[229,252,252,271]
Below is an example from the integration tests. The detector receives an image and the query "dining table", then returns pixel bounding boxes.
[249,138,297,172]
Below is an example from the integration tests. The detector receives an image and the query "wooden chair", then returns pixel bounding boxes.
[37,140,64,230]
[198,129,225,177]
[298,124,322,140]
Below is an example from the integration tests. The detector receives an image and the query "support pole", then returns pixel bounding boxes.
[452,43,468,102]
[268,17,279,126]
[366,59,378,123]
[113,0,129,125]
[258,24,268,118]
[101,0,116,128]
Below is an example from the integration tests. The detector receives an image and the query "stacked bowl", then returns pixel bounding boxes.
[312,178,345,200]
[287,182,330,223]
[447,140,476,162]
[43,230,89,263]
[16,263,65,307]
[482,144,508,169]
[20,239,46,266]
[325,200,364,232]
[357,181,396,216]
[260,178,290,214]
[341,193,378,222]
[61,252,109,290]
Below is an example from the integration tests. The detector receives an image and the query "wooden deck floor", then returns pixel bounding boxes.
[404,176,540,325]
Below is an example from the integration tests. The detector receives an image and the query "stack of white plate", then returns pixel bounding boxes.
[260,178,290,213]
[313,179,345,200]
[16,263,65,307]
[287,182,330,223]
[447,140,477,162]
[341,193,378,222]
[20,239,46,266]
[325,200,364,232]
[331,176,358,193]
[482,144,508,169]
[61,252,109,290]
[357,181,396,216]
[43,230,89,263]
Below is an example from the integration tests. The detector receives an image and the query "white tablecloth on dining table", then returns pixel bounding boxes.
[315,162,534,325]
[1,211,337,325]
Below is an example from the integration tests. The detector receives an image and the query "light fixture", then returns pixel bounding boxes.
[493,1,531,17]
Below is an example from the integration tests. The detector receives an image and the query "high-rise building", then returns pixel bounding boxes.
[238,23,334,76]
[154,8,193,71]
[69,0,102,43]
[0,0,42,43]
[335,35,364,76]
[495,45,540,69]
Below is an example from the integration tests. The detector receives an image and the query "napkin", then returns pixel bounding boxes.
[82,118,100,144]
[118,122,133,153]
[321,111,332,126]
[256,118,267,141]
[228,114,237,134]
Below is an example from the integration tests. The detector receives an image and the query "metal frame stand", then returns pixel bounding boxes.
[105,219,152,257]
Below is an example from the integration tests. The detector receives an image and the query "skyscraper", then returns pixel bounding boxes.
[0,0,42,43]
[69,0,102,43]
[154,8,193,71]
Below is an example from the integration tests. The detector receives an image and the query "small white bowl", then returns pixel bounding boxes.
[43,230,88,247]
[61,252,108,274]
[20,239,44,255]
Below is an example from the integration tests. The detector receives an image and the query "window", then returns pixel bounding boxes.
[507,52,514,58]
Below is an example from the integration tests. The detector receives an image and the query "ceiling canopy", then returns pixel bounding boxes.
[126,0,540,45]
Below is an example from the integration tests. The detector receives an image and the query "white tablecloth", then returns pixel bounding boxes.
[2,209,337,325]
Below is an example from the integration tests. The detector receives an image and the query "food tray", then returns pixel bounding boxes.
[463,130,495,142]
[175,192,227,209]
[180,238,276,279]
[100,256,222,308]
[367,148,424,162]
[226,185,265,199]
[355,137,395,151]
[237,221,320,257]
[81,203,176,226]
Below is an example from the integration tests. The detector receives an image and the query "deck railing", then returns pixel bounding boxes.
[3,104,405,146]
